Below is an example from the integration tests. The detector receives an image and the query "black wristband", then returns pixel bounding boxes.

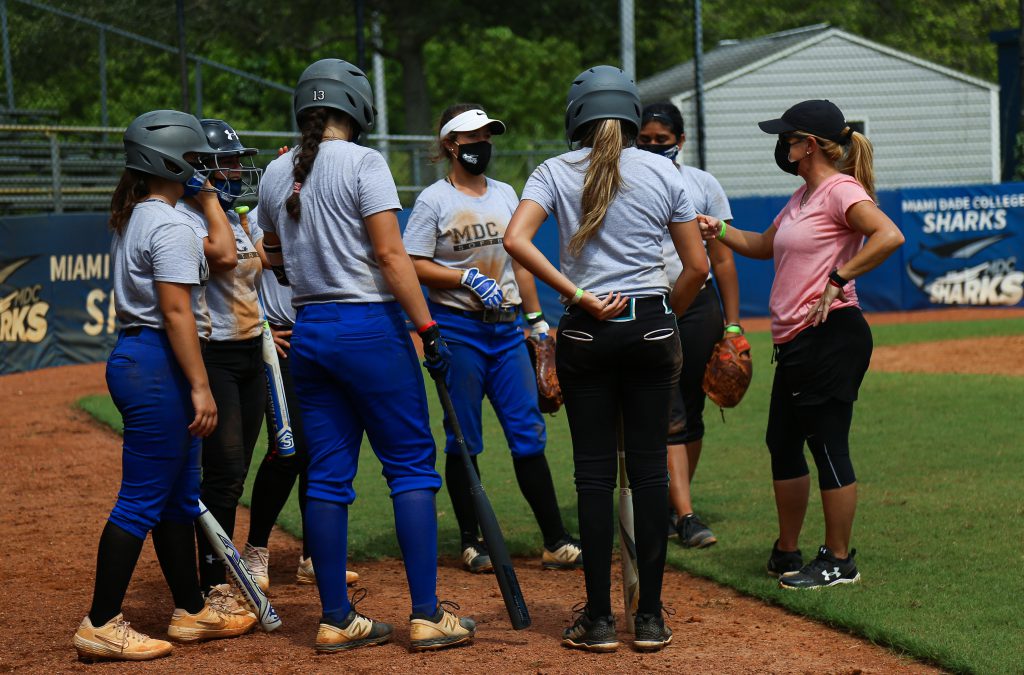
[828,268,849,288]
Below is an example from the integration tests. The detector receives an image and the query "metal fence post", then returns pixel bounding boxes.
[49,133,62,213]
[1,0,15,108]
[411,146,422,192]
[98,27,108,127]
[194,61,202,118]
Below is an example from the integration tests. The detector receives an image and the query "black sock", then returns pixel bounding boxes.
[195,504,235,592]
[88,522,145,627]
[513,454,568,548]
[576,490,613,618]
[445,453,481,545]
[247,458,300,549]
[152,521,205,614]
[631,484,669,615]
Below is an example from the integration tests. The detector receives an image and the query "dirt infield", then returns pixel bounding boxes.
[0,363,946,674]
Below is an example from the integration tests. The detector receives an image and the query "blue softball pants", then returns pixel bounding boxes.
[106,328,201,540]
[431,303,547,459]
[289,302,442,504]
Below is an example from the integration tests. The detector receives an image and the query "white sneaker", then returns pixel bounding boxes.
[297,556,360,585]
[242,543,270,594]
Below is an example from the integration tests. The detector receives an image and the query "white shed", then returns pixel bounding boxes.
[638,24,1000,197]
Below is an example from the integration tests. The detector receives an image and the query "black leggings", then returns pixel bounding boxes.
[765,307,872,491]
[667,283,723,444]
[556,296,681,617]
[196,338,266,591]
[247,338,310,558]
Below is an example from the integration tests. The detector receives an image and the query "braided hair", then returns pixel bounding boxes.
[285,107,331,221]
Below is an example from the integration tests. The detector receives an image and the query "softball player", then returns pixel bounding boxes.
[242,233,360,591]
[637,102,742,549]
[403,103,582,574]
[699,100,903,589]
[257,58,474,653]
[74,111,255,663]
[505,66,709,652]
[175,120,269,612]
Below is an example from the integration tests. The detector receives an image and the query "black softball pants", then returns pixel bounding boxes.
[196,338,266,592]
[556,296,682,618]
[247,337,311,558]
[667,282,724,444]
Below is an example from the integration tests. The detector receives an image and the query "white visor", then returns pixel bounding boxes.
[439,109,507,139]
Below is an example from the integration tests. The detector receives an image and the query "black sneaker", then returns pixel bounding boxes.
[633,610,673,652]
[675,513,717,548]
[779,546,860,590]
[766,540,803,578]
[461,540,493,574]
[562,603,618,652]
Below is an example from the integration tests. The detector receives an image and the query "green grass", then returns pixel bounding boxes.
[77,315,1024,674]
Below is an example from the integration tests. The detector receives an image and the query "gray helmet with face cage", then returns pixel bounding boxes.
[123,110,215,183]
[293,58,375,132]
[564,65,642,145]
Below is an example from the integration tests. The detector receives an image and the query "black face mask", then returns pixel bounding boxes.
[774,138,800,175]
[455,141,491,175]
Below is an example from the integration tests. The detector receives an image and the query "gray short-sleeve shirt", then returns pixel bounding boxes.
[257,141,402,306]
[661,164,733,285]
[403,178,521,311]
[521,147,696,297]
[111,199,210,338]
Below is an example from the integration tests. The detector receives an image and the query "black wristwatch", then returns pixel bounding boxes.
[828,267,849,288]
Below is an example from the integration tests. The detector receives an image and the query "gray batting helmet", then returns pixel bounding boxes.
[293,59,375,132]
[564,65,641,145]
[123,110,214,183]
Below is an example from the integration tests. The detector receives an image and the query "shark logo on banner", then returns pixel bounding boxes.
[0,256,49,344]
[905,233,1023,306]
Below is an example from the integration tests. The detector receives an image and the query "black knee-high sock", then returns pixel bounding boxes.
[247,459,300,549]
[631,484,669,615]
[445,453,481,545]
[152,521,205,614]
[88,522,145,627]
[576,491,614,618]
[196,504,235,592]
[513,454,568,548]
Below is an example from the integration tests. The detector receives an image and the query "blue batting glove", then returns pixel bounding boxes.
[418,322,452,382]
[460,267,504,309]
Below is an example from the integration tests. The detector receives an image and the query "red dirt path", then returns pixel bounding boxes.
[14,306,1017,673]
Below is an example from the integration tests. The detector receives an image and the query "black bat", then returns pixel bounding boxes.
[434,379,531,630]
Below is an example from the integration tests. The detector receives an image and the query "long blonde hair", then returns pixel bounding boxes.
[798,129,876,200]
[569,119,633,256]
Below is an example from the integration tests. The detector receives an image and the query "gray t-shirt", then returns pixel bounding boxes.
[403,178,521,311]
[177,202,263,341]
[251,206,296,327]
[257,141,403,306]
[111,199,210,339]
[662,164,733,285]
[521,147,697,297]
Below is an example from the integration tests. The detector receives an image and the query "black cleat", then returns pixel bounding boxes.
[675,513,717,548]
[779,546,860,590]
[766,540,803,578]
[562,603,618,652]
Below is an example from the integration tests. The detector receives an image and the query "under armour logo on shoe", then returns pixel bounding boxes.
[821,567,841,581]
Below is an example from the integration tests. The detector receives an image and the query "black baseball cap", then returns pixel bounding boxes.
[758,100,850,144]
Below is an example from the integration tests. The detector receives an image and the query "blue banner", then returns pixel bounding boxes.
[1,213,117,375]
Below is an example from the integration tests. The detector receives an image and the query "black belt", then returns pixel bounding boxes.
[447,306,520,323]
[123,326,143,336]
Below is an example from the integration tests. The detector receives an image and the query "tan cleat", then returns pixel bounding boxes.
[316,615,392,652]
[242,543,270,594]
[207,583,256,619]
[296,555,359,586]
[409,601,475,651]
[74,614,173,663]
[167,597,257,642]
[542,536,584,570]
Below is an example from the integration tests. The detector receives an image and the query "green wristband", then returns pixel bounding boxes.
[725,323,743,335]
[717,221,728,240]
[569,287,585,305]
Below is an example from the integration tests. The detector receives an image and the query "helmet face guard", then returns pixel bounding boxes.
[198,119,262,203]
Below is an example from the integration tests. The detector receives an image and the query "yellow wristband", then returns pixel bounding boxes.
[717,221,728,240]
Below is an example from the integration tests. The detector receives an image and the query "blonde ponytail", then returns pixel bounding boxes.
[815,129,876,201]
[569,119,630,256]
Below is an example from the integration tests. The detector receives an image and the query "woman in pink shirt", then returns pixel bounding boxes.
[698,100,903,590]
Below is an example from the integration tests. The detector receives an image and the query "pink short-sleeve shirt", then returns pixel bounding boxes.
[770,173,873,344]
